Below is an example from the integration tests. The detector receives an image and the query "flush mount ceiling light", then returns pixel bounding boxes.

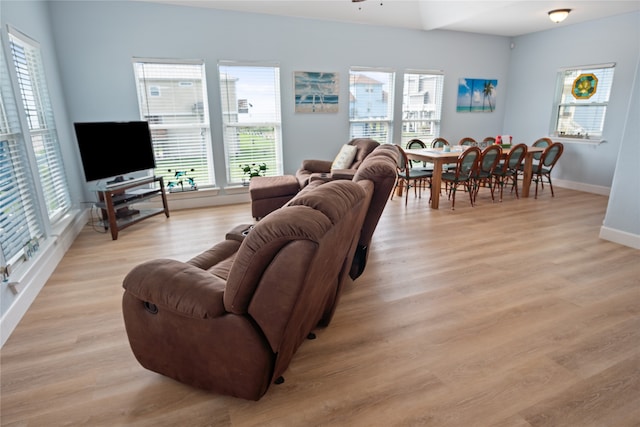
[548,9,571,23]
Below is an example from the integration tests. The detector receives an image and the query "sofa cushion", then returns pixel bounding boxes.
[331,144,358,170]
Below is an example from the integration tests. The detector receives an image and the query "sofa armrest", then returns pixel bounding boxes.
[329,169,356,180]
[300,159,332,173]
[123,258,227,319]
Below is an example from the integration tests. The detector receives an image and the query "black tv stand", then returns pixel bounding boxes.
[94,176,169,240]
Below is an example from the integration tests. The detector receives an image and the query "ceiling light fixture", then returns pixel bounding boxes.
[548,9,571,23]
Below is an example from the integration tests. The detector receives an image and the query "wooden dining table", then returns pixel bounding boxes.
[404,145,545,209]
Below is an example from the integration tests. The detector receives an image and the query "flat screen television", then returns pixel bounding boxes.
[73,121,156,183]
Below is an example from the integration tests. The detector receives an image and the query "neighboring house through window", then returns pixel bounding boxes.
[401,71,444,145]
[218,62,283,185]
[349,68,395,144]
[133,59,215,188]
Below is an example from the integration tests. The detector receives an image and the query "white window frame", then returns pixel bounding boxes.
[133,58,215,188]
[218,61,283,185]
[401,70,445,146]
[349,67,395,145]
[7,26,71,223]
[551,62,615,144]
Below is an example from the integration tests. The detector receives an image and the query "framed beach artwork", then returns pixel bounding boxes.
[294,71,339,113]
[457,78,497,112]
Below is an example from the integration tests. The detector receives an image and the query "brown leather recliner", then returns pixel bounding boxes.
[121,145,399,401]
[295,138,380,189]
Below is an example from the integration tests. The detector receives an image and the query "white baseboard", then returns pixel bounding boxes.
[0,209,90,348]
[554,178,610,196]
[599,226,640,250]
[139,187,251,211]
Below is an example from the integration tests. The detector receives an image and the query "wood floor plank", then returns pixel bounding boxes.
[1,188,638,426]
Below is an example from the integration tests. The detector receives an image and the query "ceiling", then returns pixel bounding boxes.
[138,0,640,37]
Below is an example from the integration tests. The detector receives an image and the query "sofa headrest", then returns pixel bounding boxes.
[348,138,380,168]
[353,144,399,183]
[286,180,366,225]
[224,180,367,313]
[364,143,400,163]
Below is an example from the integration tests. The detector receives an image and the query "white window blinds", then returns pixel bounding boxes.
[0,38,44,271]
[401,71,444,146]
[218,62,283,185]
[133,59,214,188]
[8,29,70,222]
[349,68,395,144]
[554,63,615,139]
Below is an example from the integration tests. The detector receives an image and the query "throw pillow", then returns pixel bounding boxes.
[331,144,358,170]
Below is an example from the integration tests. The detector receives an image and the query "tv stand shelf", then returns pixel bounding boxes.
[95,176,169,240]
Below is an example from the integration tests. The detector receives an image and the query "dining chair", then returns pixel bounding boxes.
[391,145,433,206]
[492,143,527,202]
[533,142,564,199]
[431,137,450,148]
[441,146,481,210]
[458,137,476,147]
[479,136,495,148]
[473,144,502,203]
[516,137,552,183]
[405,138,427,168]
[406,138,426,149]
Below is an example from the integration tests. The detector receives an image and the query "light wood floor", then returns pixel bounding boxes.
[1,187,639,426]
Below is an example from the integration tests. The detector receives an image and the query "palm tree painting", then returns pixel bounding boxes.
[457,78,498,112]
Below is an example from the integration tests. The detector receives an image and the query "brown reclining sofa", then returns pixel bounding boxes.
[121,145,398,400]
[295,137,380,189]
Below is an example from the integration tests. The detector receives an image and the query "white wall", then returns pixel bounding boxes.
[600,55,640,249]
[46,0,511,200]
[0,0,87,346]
[504,12,640,192]
[2,1,638,344]
[504,11,640,249]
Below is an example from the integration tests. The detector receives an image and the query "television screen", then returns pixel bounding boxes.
[73,121,156,183]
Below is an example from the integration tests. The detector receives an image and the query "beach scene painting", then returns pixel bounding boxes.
[294,71,339,113]
[457,78,497,112]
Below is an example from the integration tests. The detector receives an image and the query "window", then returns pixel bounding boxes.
[349,68,395,144]
[553,63,615,139]
[401,71,444,145]
[133,59,214,187]
[8,28,70,222]
[218,62,283,185]
[0,36,44,276]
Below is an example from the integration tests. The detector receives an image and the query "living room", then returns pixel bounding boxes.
[1,0,639,424]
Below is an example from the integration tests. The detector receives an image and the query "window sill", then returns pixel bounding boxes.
[224,185,250,194]
[166,186,220,200]
[553,136,605,145]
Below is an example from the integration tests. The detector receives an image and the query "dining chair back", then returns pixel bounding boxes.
[473,145,502,202]
[406,139,427,168]
[533,142,564,199]
[431,137,450,148]
[441,146,481,210]
[532,137,552,161]
[391,145,433,206]
[458,137,476,147]
[406,139,426,149]
[492,143,527,202]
